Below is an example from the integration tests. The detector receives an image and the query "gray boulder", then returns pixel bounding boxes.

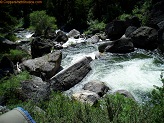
[105,20,126,40]
[67,29,80,38]
[125,26,137,37]
[86,35,99,44]
[55,30,68,43]
[157,21,164,29]
[0,56,15,79]
[21,76,51,102]
[72,90,100,105]
[130,26,158,50]
[98,41,113,53]
[114,90,135,100]
[21,51,62,80]
[50,57,93,91]
[31,37,53,58]
[0,37,17,52]
[158,27,164,52]
[105,38,134,53]
[83,80,110,97]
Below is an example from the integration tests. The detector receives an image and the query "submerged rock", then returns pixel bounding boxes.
[50,57,93,91]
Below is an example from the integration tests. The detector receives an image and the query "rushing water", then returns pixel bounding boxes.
[62,43,164,103]
[17,30,164,103]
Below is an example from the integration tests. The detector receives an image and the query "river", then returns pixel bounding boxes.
[17,30,164,103]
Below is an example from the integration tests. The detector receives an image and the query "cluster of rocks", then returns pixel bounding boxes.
[100,0,164,54]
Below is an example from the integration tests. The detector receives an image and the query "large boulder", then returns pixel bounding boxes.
[72,90,100,105]
[86,35,99,44]
[105,20,126,40]
[50,57,93,91]
[158,27,164,52]
[125,16,141,28]
[0,37,17,52]
[21,51,62,80]
[0,56,15,79]
[98,41,113,53]
[114,90,135,100]
[148,1,164,26]
[83,80,110,97]
[67,29,80,38]
[31,37,53,58]
[98,38,134,53]
[130,26,158,50]
[157,20,164,29]
[21,76,51,102]
[55,30,68,43]
[125,26,137,38]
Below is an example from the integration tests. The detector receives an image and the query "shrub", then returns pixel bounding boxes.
[119,14,131,21]
[119,0,152,25]
[4,33,19,42]
[29,11,57,35]
[0,71,31,105]
[84,20,106,35]
[3,49,30,63]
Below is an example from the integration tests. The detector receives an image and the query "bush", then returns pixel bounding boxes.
[0,71,31,105]
[3,49,30,63]
[29,11,57,35]
[4,33,19,42]
[119,14,131,21]
[119,0,152,25]
[84,20,106,35]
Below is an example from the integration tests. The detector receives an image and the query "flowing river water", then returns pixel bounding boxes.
[17,31,164,103]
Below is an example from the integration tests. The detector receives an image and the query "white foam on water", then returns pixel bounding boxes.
[25,33,34,38]
[65,54,163,102]
[62,38,85,47]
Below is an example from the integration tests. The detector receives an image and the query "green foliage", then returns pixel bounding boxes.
[4,33,19,42]
[2,77,164,123]
[148,73,164,123]
[132,0,152,25]
[119,0,152,25]
[0,71,31,105]
[29,11,57,35]
[119,14,131,21]
[3,49,30,63]
[84,20,106,35]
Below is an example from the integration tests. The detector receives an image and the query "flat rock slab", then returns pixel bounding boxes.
[50,56,93,91]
